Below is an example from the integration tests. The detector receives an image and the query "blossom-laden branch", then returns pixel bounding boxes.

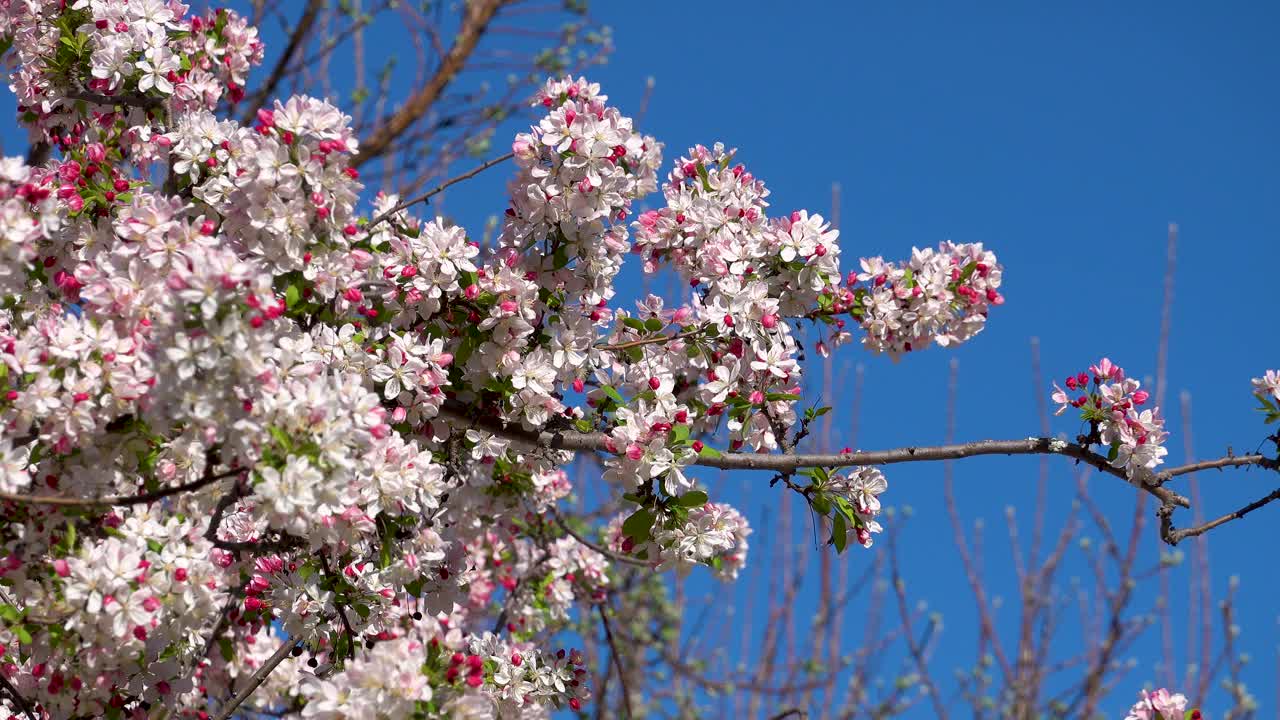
[436,401,1195,509]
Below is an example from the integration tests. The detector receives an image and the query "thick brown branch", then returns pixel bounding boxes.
[238,0,323,122]
[354,0,506,164]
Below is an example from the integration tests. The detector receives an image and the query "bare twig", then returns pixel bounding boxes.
[366,151,514,229]
[212,633,301,720]
[598,603,633,719]
[1162,487,1280,545]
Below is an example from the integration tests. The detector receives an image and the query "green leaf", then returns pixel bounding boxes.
[285,284,301,309]
[602,385,626,406]
[643,317,664,333]
[676,490,708,507]
[0,604,20,622]
[218,636,234,662]
[696,162,713,193]
[622,317,647,331]
[698,444,722,459]
[811,494,832,515]
[14,625,32,645]
[670,424,690,443]
[621,508,655,543]
[1107,442,1119,462]
[832,512,848,553]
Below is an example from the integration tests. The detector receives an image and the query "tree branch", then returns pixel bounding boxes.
[212,633,301,720]
[354,0,506,164]
[1161,487,1280,545]
[63,87,163,110]
[0,671,36,720]
[0,466,244,508]
[238,0,324,122]
[598,602,634,719]
[366,150,514,229]
[552,510,653,568]
[435,401,1193,508]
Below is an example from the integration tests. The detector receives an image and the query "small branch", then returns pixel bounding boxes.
[0,467,243,508]
[598,603,633,719]
[1162,487,1280,545]
[366,151,514,229]
[1155,453,1276,483]
[552,511,653,568]
[63,87,163,110]
[597,326,706,353]
[212,634,301,720]
[768,711,805,720]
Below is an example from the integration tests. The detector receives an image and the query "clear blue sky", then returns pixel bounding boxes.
[575,2,1280,714]
[6,1,1277,715]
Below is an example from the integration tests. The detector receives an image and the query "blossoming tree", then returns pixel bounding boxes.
[0,2,1274,718]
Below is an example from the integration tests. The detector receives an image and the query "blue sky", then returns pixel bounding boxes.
[577,1,1280,714]
[6,0,1278,715]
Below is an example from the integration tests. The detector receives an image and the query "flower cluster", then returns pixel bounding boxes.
[1124,688,1196,720]
[1251,368,1280,423]
[0,1,1017,712]
[851,241,1004,357]
[5,1,263,154]
[1052,358,1168,477]
[822,466,889,549]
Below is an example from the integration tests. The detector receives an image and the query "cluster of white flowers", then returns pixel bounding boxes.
[1124,688,1190,720]
[0,158,57,297]
[853,241,1004,357]
[4,1,262,157]
[1252,368,1280,423]
[1052,357,1168,477]
[651,502,752,580]
[825,466,889,549]
[0,1,1027,713]
[0,508,227,716]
